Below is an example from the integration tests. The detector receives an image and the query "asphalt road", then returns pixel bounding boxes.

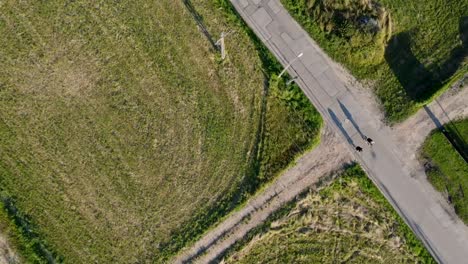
[230,0,468,263]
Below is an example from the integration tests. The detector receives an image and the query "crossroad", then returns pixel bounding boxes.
[230,0,468,263]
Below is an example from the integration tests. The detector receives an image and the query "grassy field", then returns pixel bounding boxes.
[227,165,434,263]
[421,119,468,223]
[281,0,468,122]
[0,0,320,262]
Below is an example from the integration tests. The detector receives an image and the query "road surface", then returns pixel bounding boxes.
[206,0,468,263]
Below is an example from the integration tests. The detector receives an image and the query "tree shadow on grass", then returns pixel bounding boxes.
[385,16,468,102]
[424,105,468,163]
[444,120,468,163]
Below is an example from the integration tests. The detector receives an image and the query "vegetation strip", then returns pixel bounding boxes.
[0,194,60,263]
[421,118,468,223]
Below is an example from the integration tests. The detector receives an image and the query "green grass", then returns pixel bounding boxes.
[281,0,468,122]
[0,202,23,263]
[0,196,56,263]
[0,0,321,262]
[421,119,468,223]
[259,75,322,182]
[226,165,434,263]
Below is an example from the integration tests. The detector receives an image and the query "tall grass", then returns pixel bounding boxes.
[226,165,435,263]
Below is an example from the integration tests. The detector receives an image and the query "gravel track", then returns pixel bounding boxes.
[172,125,351,263]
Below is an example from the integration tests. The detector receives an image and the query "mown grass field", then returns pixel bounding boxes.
[421,119,468,224]
[227,165,434,263]
[0,0,321,262]
[282,0,468,122]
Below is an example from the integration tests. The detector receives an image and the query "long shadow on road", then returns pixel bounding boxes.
[328,108,354,147]
[338,100,365,139]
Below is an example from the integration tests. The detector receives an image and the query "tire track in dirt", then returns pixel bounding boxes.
[172,125,352,263]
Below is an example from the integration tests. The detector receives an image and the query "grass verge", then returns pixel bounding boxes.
[421,119,468,223]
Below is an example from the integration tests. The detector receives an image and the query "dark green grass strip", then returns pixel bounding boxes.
[421,119,468,223]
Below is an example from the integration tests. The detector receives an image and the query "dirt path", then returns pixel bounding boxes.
[393,82,468,165]
[172,125,351,263]
[390,83,468,222]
